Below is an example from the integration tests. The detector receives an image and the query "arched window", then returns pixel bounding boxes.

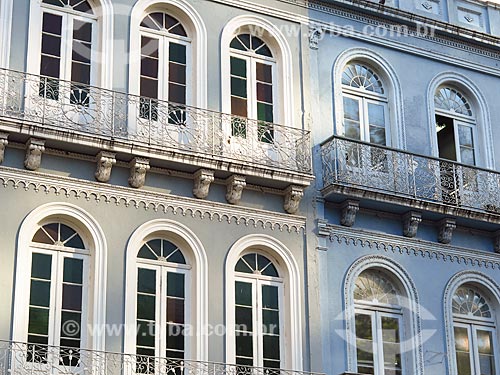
[26,222,89,365]
[434,87,477,165]
[342,63,389,146]
[452,286,498,375]
[354,270,404,375]
[139,11,190,123]
[135,238,190,364]
[38,0,97,105]
[230,33,276,143]
[233,253,283,369]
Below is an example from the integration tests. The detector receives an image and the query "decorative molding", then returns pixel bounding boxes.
[326,224,500,269]
[283,185,304,214]
[0,132,8,164]
[317,219,330,237]
[192,169,214,199]
[443,271,500,375]
[494,230,500,254]
[95,151,116,183]
[422,2,433,10]
[340,200,359,227]
[24,138,45,171]
[225,175,246,205]
[0,166,305,233]
[343,255,424,375]
[128,157,150,189]
[438,218,456,244]
[403,211,422,238]
[309,25,324,49]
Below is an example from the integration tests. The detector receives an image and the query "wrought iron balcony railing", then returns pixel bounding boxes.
[0,341,321,375]
[0,68,311,174]
[321,135,500,213]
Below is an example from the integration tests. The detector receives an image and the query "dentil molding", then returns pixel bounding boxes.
[0,166,305,233]
[324,223,500,269]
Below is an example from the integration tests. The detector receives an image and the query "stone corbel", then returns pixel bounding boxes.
[0,132,8,164]
[438,218,456,244]
[95,151,116,183]
[283,185,304,214]
[317,219,330,237]
[309,25,324,49]
[193,169,215,199]
[340,200,359,227]
[225,175,246,205]
[128,157,150,188]
[24,138,45,171]
[403,211,422,238]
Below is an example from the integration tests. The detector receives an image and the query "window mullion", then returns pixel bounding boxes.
[254,279,262,367]
[156,266,164,359]
[52,252,64,348]
[249,57,257,121]
[374,312,383,375]
[62,15,73,83]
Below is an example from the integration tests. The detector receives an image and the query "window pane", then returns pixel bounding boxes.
[256,63,272,83]
[231,77,247,99]
[62,284,83,311]
[31,253,52,280]
[41,34,61,57]
[454,326,471,375]
[137,321,155,347]
[345,120,361,140]
[169,63,186,85]
[167,273,185,298]
[28,307,49,335]
[169,43,186,64]
[141,36,159,58]
[460,147,475,165]
[60,311,81,339]
[477,330,495,375]
[141,57,159,79]
[138,268,156,294]
[231,97,247,117]
[137,294,156,320]
[263,310,279,334]
[436,115,457,161]
[40,55,60,78]
[140,77,158,99]
[230,57,246,78]
[355,314,373,340]
[263,335,280,360]
[381,317,400,343]
[42,13,62,35]
[367,103,385,127]
[30,280,51,307]
[236,334,253,357]
[63,258,83,283]
[257,83,273,104]
[71,62,91,85]
[235,306,253,330]
[166,323,184,350]
[73,20,92,43]
[166,298,184,324]
[262,285,279,309]
[168,83,186,104]
[458,125,473,148]
[257,103,273,123]
[343,96,360,121]
[235,281,252,306]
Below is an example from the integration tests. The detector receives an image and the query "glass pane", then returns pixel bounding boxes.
[138,268,156,294]
[262,285,279,309]
[256,63,272,83]
[478,354,495,375]
[166,323,184,350]
[42,13,62,35]
[242,254,256,271]
[169,63,186,85]
[355,314,373,340]
[383,342,401,370]
[166,298,184,324]
[168,83,186,104]
[60,311,81,339]
[73,20,92,42]
[367,103,385,127]
[477,330,493,354]
[454,326,471,375]
[137,294,155,320]
[28,307,49,335]
[343,96,360,121]
[263,335,280,360]
[147,240,162,257]
[62,284,83,311]
[137,321,155,347]
[236,306,253,330]
[71,62,91,85]
[345,120,361,140]
[31,253,52,280]
[42,34,61,56]
[32,228,53,244]
[460,147,475,165]
[458,125,473,148]
[140,78,158,99]
[235,281,252,306]
[231,57,246,78]
[454,326,470,352]
[369,126,386,145]
[257,83,273,103]
[65,234,85,249]
[63,258,83,283]
[257,103,273,123]
[40,55,60,78]
[169,43,186,64]
[263,310,279,334]
[235,259,253,273]
[381,317,400,343]
[167,273,185,298]
[30,280,51,307]
[231,77,247,98]
[236,334,253,357]
[141,57,159,79]
[231,97,247,117]
[141,36,159,58]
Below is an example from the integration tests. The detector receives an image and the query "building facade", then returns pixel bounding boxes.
[0,0,499,375]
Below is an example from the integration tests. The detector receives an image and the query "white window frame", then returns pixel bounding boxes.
[139,21,192,106]
[26,244,90,350]
[354,301,405,375]
[135,256,192,360]
[233,271,285,368]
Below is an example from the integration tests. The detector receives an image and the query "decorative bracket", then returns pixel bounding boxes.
[403,211,422,238]
[283,185,304,214]
[309,25,325,49]
[421,1,433,10]
[340,200,359,227]
[225,175,246,205]
[193,169,215,199]
[95,151,116,183]
[317,219,330,237]
[0,133,8,164]
[128,157,150,188]
[24,138,45,171]
[438,218,456,244]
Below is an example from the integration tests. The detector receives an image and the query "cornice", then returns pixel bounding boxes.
[324,224,500,269]
[0,166,306,233]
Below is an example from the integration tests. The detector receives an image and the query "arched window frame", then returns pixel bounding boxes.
[427,72,494,169]
[221,16,294,130]
[444,271,500,375]
[341,62,390,146]
[12,203,108,352]
[353,270,405,375]
[124,219,208,362]
[26,0,114,90]
[129,0,207,110]
[344,256,424,375]
[333,48,405,149]
[225,234,303,371]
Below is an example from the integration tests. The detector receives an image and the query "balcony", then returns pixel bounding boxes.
[321,135,500,226]
[0,68,312,187]
[0,341,321,375]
